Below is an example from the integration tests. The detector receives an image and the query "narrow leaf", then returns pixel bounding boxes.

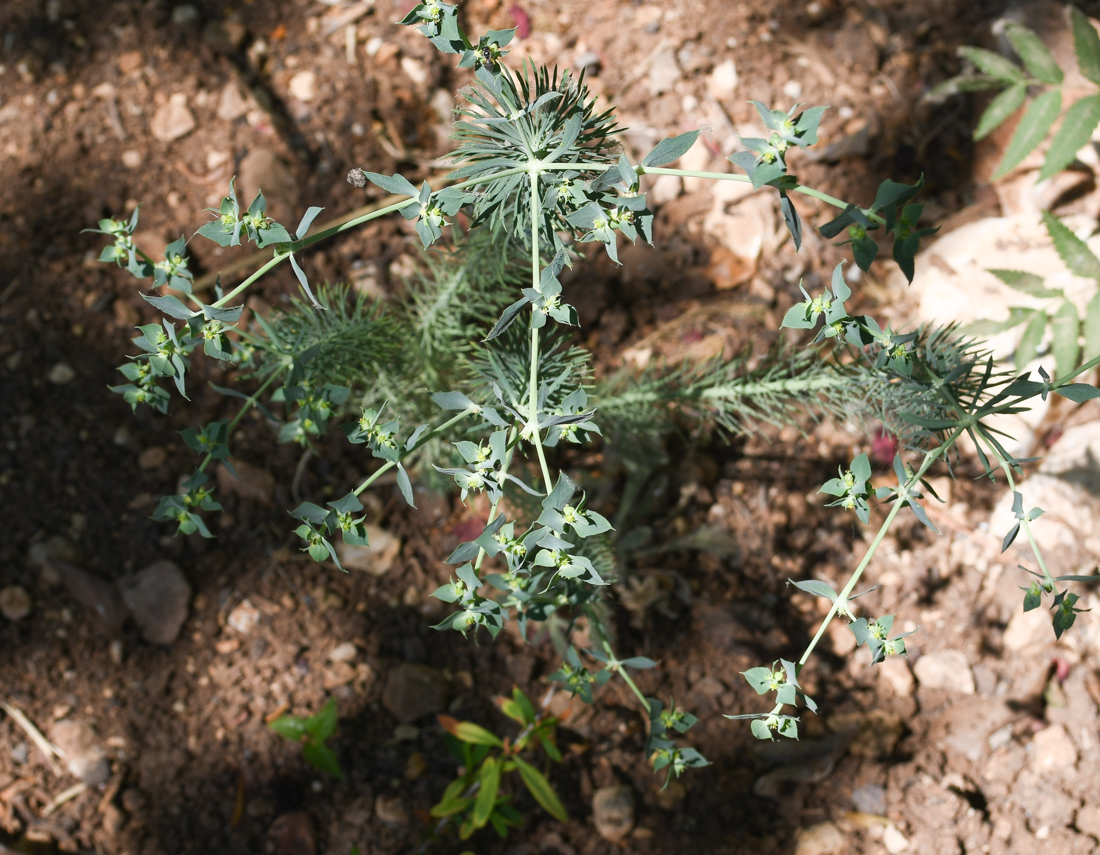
[1084,291,1100,362]
[1041,94,1100,180]
[1053,383,1100,402]
[513,756,568,822]
[974,83,1027,140]
[959,46,1026,83]
[641,130,701,168]
[1005,22,1064,85]
[779,191,801,250]
[472,757,501,828]
[142,293,196,319]
[396,464,416,508]
[1051,300,1080,379]
[451,721,504,747]
[295,206,325,240]
[1042,210,1100,279]
[1072,6,1100,86]
[289,253,325,310]
[988,268,1062,298]
[993,89,1061,180]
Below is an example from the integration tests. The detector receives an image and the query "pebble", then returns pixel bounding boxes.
[10,742,27,765]
[400,57,428,87]
[40,557,126,634]
[237,147,299,222]
[851,783,887,815]
[216,459,275,505]
[374,793,408,826]
[288,70,315,102]
[335,526,401,575]
[327,642,358,664]
[381,663,447,723]
[574,50,601,75]
[883,823,910,854]
[138,446,168,469]
[51,720,111,786]
[151,93,195,142]
[707,59,738,100]
[216,81,252,121]
[118,560,191,645]
[267,811,316,855]
[203,19,247,54]
[1076,804,1100,838]
[0,586,31,621]
[1031,724,1078,775]
[171,4,201,29]
[913,649,975,694]
[47,362,76,384]
[794,821,844,855]
[646,50,680,96]
[227,599,261,634]
[592,785,634,843]
[121,149,142,168]
[878,656,915,697]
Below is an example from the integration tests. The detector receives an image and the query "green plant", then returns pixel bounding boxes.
[430,688,567,840]
[88,0,1100,821]
[268,698,343,780]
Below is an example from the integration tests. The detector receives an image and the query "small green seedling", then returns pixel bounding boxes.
[268,697,343,780]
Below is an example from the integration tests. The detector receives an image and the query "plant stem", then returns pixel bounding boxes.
[589,616,650,711]
[527,169,553,494]
[797,426,966,668]
[474,426,520,572]
[352,408,476,497]
[196,368,285,474]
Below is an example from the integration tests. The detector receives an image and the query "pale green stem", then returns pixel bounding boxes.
[589,615,650,711]
[474,425,520,572]
[196,367,284,474]
[352,408,475,497]
[527,169,553,494]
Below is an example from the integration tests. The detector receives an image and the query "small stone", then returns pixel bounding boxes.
[227,599,261,634]
[1003,607,1052,652]
[782,79,803,99]
[215,637,240,654]
[1031,724,1077,775]
[794,821,844,855]
[203,19,247,54]
[288,70,315,102]
[151,93,195,142]
[879,656,914,697]
[10,742,27,764]
[1075,804,1100,838]
[216,81,252,121]
[118,560,191,645]
[121,149,142,168]
[592,786,634,843]
[47,362,76,384]
[883,823,910,854]
[707,59,738,100]
[0,586,32,621]
[216,459,275,505]
[237,148,299,223]
[117,50,143,74]
[323,662,356,690]
[51,720,110,786]
[646,50,680,96]
[574,50,601,74]
[913,649,975,693]
[381,663,448,723]
[138,446,167,469]
[851,783,887,815]
[335,526,401,575]
[400,57,428,87]
[171,4,201,29]
[268,811,316,855]
[374,794,408,826]
[38,557,125,634]
[648,173,682,206]
[327,642,358,663]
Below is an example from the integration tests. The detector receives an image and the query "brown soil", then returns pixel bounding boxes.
[2,1,1099,854]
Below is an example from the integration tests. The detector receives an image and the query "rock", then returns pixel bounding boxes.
[38,557,125,634]
[47,362,75,384]
[335,526,401,575]
[1002,607,1052,652]
[0,586,31,621]
[216,81,252,121]
[10,742,27,764]
[1031,724,1077,775]
[381,663,447,723]
[703,193,776,276]
[375,793,408,826]
[118,560,191,645]
[1076,804,1100,838]
[834,21,879,70]
[327,643,358,664]
[883,823,910,854]
[268,811,316,855]
[138,446,167,469]
[151,93,195,142]
[117,50,143,74]
[794,821,844,855]
[28,536,83,578]
[591,785,634,843]
[323,662,356,690]
[237,148,299,224]
[707,59,738,100]
[648,173,682,206]
[574,50,601,74]
[400,57,429,87]
[203,19,247,54]
[878,656,914,697]
[216,459,275,505]
[121,149,142,168]
[851,783,887,815]
[171,4,201,30]
[646,50,680,96]
[227,599,261,634]
[51,720,110,786]
[930,697,1014,763]
[288,70,315,102]
[913,649,975,694]
[705,246,754,291]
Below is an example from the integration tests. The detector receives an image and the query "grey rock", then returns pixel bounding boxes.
[381,663,447,723]
[203,19,247,54]
[913,649,975,693]
[51,720,110,785]
[170,4,200,29]
[238,147,299,224]
[118,560,191,645]
[38,557,125,634]
[0,586,31,621]
[150,94,195,142]
[851,783,887,815]
[592,785,635,843]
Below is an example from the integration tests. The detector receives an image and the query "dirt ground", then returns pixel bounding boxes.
[2,0,1100,854]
